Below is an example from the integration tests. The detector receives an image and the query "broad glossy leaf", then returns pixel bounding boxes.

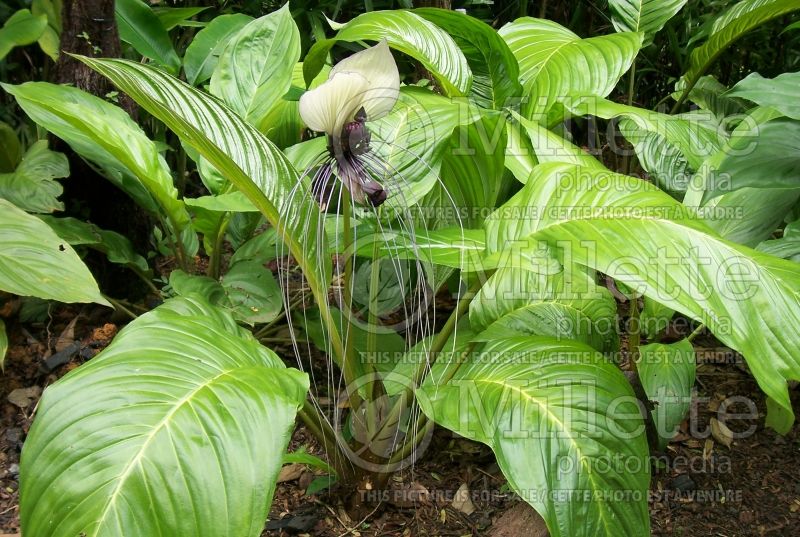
[425,110,507,229]
[210,5,301,128]
[563,95,724,170]
[20,296,309,537]
[499,18,642,122]
[0,9,47,61]
[39,215,150,274]
[757,220,800,261]
[184,191,259,213]
[183,13,253,86]
[727,71,800,120]
[509,110,604,180]
[640,297,675,339]
[469,266,618,353]
[304,11,472,97]
[501,163,800,425]
[621,121,690,198]
[418,336,650,537]
[3,82,195,256]
[638,340,696,449]
[414,8,521,108]
[678,0,800,105]
[698,118,800,202]
[672,75,748,120]
[0,198,107,305]
[79,58,333,336]
[609,0,688,44]
[0,140,68,213]
[116,0,181,73]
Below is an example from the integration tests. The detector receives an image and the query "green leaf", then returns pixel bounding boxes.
[564,95,723,169]
[115,0,181,73]
[0,140,68,213]
[183,13,253,86]
[20,296,308,537]
[0,319,7,371]
[0,121,21,172]
[184,191,258,213]
[31,0,61,61]
[638,340,696,449]
[78,58,330,305]
[469,266,619,353]
[301,306,406,375]
[727,71,800,120]
[414,8,521,108]
[170,261,282,326]
[304,10,472,97]
[0,9,47,61]
[672,75,748,120]
[757,220,800,261]
[503,162,800,427]
[640,297,675,339]
[609,0,688,45]
[282,446,336,475]
[678,0,800,106]
[354,227,489,272]
[698,118,800,203]
[0,198,107,305]
[499,18,642,123]
[510,110,604,177]
[39,215,150,274]
[418,336,650,537]
[210,5,301,128]
[3,82,196,257]
[152,6,208,31]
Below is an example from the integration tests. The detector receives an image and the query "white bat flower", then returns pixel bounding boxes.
[299,39,400,139]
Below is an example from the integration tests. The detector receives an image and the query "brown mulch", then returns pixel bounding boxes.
[1,307,799,536]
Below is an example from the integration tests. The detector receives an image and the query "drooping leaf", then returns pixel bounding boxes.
[419,336,650,537]
[727,71,800,120]
[564,95,724,169]
[510,110,604,178]
[31,0,61,61]
[0,9,47,61]
[499,18,642,123]
[76,58,335,344]
[0,198,107,305]
[697,118,800,203]
[304,10,472,97]
[210,5,301,128]
[757,220,800,261]
[414,8,521,108]
[609,0,688,45]
[495,162,800,427]
[469,266,619,353]
[183,13,253,86]
[0,140,68,213]
[677,0,800,107]
[115,0,181,73]
[638,339,696,449]
[20,296,309,537]
[3,82,196,257]
[672,75,748,120]
[39,215,150,274]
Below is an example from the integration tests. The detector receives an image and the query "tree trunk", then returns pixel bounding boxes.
[53,0,153,297]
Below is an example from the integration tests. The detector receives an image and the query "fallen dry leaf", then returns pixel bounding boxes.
[711,418,734,448]
[452,483,476,515]
[277,463,304,483]
[8,385,42,408]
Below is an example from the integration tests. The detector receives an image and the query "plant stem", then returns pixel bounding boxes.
[687,323,706,342]
[104,295,138,320]
[340,192,363,414]
[207,214,230,279]
[298,401,356,484]
[628,294,641,374]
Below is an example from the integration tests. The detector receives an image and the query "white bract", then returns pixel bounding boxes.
[299,40,400,137]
